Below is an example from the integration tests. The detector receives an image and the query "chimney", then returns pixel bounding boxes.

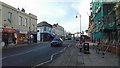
[21,8,25,12]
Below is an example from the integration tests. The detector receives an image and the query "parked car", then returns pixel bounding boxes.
[51,38,63,47]
[75,38,80,41]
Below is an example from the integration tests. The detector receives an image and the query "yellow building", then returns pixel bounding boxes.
[0,1,37,45]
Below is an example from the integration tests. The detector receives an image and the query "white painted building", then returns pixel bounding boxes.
[52,23,65,39]
[37,21,53,42]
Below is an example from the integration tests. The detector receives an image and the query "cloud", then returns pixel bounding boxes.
[1,0,67,24]
[39,0,81,2]
[62,19,80,33]
[1,0,91,33]
[37,8,66,17]
[1,0,66,17]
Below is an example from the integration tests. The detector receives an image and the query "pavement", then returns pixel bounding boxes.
[48,42,119,66]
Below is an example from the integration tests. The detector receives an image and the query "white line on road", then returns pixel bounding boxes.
[1,46,47,60]
[33,46,67,67]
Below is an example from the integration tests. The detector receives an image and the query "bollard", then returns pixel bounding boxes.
[102,52,105,58]
[80,47,82,52]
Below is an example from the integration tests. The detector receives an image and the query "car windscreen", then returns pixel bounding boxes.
[53,38,61,41]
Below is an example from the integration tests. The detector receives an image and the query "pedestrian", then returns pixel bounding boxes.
[13,36,16,46]
[3,37,8,48]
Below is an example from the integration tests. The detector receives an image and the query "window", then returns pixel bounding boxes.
[19,16,22,25]
[24,18,27,26]
[8,12,12,23]
[0,9,1,16]
[0,9,1,20]
[44,27,46,31]
[33,24,35,31]
[0,9,1,27]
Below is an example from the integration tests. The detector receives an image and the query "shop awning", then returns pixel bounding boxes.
[2,28,16,33]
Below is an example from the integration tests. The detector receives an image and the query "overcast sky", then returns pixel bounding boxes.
[0,0,92,33]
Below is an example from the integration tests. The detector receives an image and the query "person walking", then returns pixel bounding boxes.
[13,36,16,46]
[3,36,8,48]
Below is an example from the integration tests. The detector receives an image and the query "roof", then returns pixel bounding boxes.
[37,21,52,28]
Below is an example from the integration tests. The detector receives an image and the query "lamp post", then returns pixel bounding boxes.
[76,14,81,43]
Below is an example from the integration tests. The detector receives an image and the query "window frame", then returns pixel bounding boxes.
[24,18,27,27]
[19,16,22,25]
[8,12,12,23]
[0,9,1,16]
[44,27,46,31]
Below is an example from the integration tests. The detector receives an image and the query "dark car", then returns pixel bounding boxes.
[51,38,63,47]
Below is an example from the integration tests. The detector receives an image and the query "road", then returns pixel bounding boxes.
[2,42,70,66]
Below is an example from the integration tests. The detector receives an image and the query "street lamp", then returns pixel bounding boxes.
[76,14,81,43]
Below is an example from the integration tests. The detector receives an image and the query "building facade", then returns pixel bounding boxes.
[28,13,37,43]
[0,1,37,45]
[88,15,94,42]
[115,1,120,55]
[0,1,2,43]
[91,0,117,42]
[91,0,120,55]
[52,23,65,39]
[37,21,53,42]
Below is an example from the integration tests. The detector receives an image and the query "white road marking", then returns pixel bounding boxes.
[34,46,67,67]
[2,43,68,67]
[1,46,47,60]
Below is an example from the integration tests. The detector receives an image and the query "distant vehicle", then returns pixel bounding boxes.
[64,38,71,40]
[51,38,63,47]
[81,35,91,42]
[75,38,80,41]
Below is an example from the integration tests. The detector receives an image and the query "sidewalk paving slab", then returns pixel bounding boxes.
[48,43,119,66]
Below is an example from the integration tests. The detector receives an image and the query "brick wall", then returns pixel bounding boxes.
[102,45,120,56]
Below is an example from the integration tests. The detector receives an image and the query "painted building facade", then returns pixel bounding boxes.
[91,0,120,55]
[115,1,120,55]
[91,0,117,43]
[37,21,53,42]
[52,23,65,39]
[0,1,37,45]
[0,1,2,43]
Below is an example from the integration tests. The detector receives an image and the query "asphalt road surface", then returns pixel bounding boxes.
[2,42,68,66]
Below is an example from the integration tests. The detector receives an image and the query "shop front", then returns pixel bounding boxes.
[2,28,16,45]
[16,30,29,44]
[40,33,53,42]
[30,31,37,43]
